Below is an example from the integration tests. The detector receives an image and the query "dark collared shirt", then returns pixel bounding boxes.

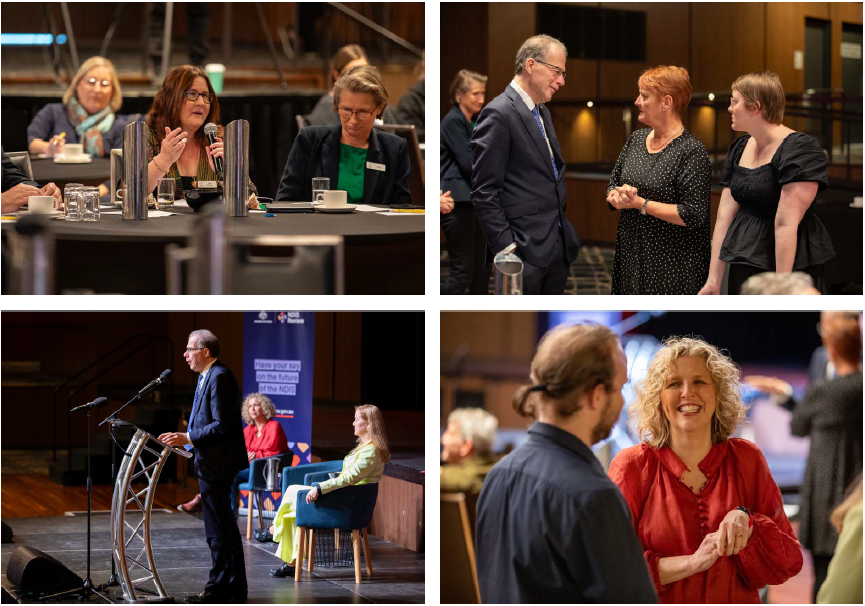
[475,421,657,604]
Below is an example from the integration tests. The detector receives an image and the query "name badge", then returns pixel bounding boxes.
[197,180,217,189]
[366,161,386,172]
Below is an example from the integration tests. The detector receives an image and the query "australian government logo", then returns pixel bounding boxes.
[278,311,305,325]
[254,311,273,324]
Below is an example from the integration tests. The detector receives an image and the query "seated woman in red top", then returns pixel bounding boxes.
[178,392,289,516]
[609,337,802,603]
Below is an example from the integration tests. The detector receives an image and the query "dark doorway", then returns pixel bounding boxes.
[841,22,863,148]
[804,17,832,149]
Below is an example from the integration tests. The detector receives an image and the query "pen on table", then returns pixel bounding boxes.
[390,208,424,213]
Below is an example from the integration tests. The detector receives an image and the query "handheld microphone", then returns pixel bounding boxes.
[70,397,108,412]
[139,369,173,395]
[203,123,223,180]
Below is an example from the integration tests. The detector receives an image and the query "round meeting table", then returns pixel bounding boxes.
[2,202,423,295]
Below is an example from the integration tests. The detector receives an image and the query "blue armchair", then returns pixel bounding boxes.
[237,452,293,539]
[294,482,379,583]
[280,460,343,496]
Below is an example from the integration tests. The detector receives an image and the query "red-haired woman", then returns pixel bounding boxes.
[606,66,712,294]
[268,405,391,578]
[144,65,256,205]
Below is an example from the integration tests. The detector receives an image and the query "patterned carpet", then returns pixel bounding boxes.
[440,244,615,295]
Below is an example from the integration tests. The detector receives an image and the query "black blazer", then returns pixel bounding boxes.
[440,104,474,203]
[2,148,39,192]
[470,85,580,268]
[275,123,411,205]
[188,360,248,483]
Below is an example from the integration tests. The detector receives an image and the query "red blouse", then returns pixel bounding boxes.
[609,438,803,604]
[243,420,289,459]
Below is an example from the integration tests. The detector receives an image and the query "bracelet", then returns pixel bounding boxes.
[152,157,168,173]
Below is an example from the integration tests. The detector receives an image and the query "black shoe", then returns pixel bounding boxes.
[254,528,274,543]
[269,562,295,578]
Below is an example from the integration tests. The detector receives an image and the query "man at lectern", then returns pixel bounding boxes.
[159,329,249,603]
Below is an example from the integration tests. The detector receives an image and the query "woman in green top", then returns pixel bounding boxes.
[145,65,257,206]
[275,65,411,206]
[270,404,391,578]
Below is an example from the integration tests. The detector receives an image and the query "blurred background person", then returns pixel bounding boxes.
[789,314,863,601]
[739,271,821,294]
[307,44,369,126]
[817,475,863,604]
[441,69,489,295]
[606,66,711,295]
[440,407,498,495]
[388,52,425,141]
[700,71,835,295]
[27,57,128,160]
[609,337,802,603]
[276,65,410,206]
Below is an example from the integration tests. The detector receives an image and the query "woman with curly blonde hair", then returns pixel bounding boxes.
[609,337,802,603]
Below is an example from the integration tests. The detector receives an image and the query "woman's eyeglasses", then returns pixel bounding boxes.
[83,77,112,89]
[337,107,374,120]
[185,90,213,103]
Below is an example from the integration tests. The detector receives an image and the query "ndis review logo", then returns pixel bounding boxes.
[278,311,304,324]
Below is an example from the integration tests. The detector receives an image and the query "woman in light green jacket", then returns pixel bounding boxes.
[818,475,863,604]
[270,404,390,578]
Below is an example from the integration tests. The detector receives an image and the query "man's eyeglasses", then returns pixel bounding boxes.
[83,77,112,89]
[185,347,205,353]
[534,59,567,81]
[185,90,213,103]
[337,107,375,120]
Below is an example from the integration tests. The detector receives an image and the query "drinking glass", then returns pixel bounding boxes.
[63,183,83,221]
[312,177,330,205]
[81,186,100,221]
[157,178,175,211]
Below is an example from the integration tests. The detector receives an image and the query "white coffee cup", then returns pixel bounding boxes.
[28,195,55,213]
[64,143,84,158]
[322,190,347,207]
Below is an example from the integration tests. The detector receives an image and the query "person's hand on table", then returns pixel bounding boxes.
[158,126,188,168]
[47,135,66,158]
[1,183,41,213]
[440,189,454,214]
[157,432,190,448]
[247,193,259,209]
[39,182,63,209]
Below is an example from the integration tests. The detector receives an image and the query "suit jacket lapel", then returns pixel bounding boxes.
[363,128,383,205]
[192,362,218,421]
[507,85,556,180]
[321,126,341,186]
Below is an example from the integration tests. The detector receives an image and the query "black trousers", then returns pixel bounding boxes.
[811,553,832,603]
[148,3,211,67]
[727,263,826,294]
[520,229,571,295]
[198,476,247,594]
[441,201,491,294]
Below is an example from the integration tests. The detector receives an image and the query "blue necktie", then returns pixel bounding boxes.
[532,105,559,180]
[186,373,203,451]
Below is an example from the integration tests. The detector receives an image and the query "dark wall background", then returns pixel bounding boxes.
[1,311,423,448]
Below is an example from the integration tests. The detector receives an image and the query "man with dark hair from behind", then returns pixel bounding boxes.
[475,323,657,603]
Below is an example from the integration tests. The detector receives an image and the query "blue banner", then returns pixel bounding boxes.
[243,311,316,467]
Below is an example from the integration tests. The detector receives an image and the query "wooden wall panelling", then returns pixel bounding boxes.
[313,312,335,400]
[440,3,490,119]
[333,312,363,402]
[368,474,424,551]
[486,3,536,98]
[565,177,620,243]
[830,3,864,150]
[691,3,766,92]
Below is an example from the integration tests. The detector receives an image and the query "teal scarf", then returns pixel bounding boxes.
[66,97,115,157]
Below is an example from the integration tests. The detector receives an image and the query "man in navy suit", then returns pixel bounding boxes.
[160,330,248,603]
[471,35,581,295]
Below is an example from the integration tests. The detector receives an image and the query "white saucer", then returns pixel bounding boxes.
[18,210,63,217]
[315,205,357,213]
[54,154,92,164]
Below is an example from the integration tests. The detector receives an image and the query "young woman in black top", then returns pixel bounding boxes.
[699,71,834,294]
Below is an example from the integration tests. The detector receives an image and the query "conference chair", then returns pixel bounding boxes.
[440,492,481,604]
[295,114,310,131]
[374,123,424,206]
[237,451,294,539]
[5,151,34,181]
[295,480,378,583]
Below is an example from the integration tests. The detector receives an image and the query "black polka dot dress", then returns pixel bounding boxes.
[607,128,712,294]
